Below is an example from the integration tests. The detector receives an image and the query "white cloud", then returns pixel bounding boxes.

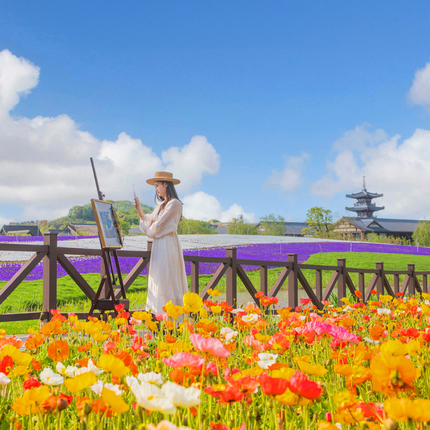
[182,192,256,223]
[408,59,430,107]
[311,124,430,217]
[0,50,221,221]
[264,153,309,192]
[0,49,40,116]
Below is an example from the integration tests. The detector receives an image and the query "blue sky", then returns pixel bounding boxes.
[2,1,430,224]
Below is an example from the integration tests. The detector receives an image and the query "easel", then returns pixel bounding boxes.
[88,158,129,319]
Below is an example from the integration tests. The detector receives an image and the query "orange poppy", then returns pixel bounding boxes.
[47,340,69,362]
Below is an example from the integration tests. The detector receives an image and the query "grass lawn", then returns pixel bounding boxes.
[1,251,429,334]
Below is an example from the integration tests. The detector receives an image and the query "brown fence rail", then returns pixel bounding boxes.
[1,232,429,323]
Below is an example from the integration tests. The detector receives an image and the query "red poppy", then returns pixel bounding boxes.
[258,373,289,396]
[0,356,13,375]
[103,341,117,355]
[255,292,264,298]
[205,384,245,403]
[287,371,322,400]
[23,378,41,391]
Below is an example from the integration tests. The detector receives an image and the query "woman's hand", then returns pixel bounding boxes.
[134,197,145,219]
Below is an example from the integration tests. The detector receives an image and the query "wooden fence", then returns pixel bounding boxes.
[0,233,428,323]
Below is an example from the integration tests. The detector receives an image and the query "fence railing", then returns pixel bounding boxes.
[0,232,428,323]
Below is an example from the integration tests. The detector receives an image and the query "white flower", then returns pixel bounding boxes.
[257,353,278,369]
[364,337,379,345]
[0,372,11,385]
[40,368,64,386]
[425,300,430,305]
[231,308,245,314]
[132,381,176,414]
[56,362,78,377]
[105,382,123,395]
[299,315,306,321]
[91,380,104,395]
[126,376,139,388]
[91,379,123,395]
[220,327,238,342]
[138,372,164,385]
[343,306,353,312]
[377,308,392,315]
[87,359,104,376]
[241,314,259,323]
[161,381,201,408]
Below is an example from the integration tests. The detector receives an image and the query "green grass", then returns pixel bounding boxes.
[2,251,429,334]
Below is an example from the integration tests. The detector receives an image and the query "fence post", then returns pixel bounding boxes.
[393,274,399,295]
[423,274,428,294]
[408,264,415,296]
[359,272,365,302]
[42,232,58,323]
[191,261,199,294]
[288,254,298,309]
[337,258,346,306]
[376,262,384,296]
[315,269,322,301]
[260,265,268,295]
[226,248,237,307]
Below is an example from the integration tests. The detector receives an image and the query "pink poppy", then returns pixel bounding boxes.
[328,325,359,344]
[162,352,205,369]
[189,334,230,358]
[243,336,264,352]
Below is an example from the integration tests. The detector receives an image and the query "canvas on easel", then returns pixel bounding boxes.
[87,159,129,318]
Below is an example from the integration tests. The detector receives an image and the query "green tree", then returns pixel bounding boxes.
[258,214,286,236]
[177,218,218,234]
[303,207,334,238]
[227,217,257,235]
[119,220,130,235]
[413,221,430,247]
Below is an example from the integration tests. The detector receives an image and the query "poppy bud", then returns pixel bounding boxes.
[383,419,399,430]
[227,420,234,428]
[83,403,92,416]
[325,359,333,367]
[57,397,68,411]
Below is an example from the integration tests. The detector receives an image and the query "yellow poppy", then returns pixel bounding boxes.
[65,372,97,393]
[98,354,130,378]
[102,387,129,414]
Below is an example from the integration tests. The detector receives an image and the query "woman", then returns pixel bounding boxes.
[133,171,188,316]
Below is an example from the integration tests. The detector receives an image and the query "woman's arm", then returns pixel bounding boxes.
[146,199,181,238]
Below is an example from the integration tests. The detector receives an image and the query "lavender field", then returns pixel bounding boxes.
[0,235,98,242]
[0,241,429,282]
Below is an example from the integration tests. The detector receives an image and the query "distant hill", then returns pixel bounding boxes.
[40,200,153,233]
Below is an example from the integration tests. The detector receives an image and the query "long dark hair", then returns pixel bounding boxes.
[154,181,182,215]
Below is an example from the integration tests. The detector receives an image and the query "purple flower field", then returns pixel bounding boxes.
[0,235,98,242]
[0,241,429,282]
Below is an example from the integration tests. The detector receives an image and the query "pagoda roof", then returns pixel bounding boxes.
[338,217,421,234]
[346,190,383,199]
[346,205,384,212]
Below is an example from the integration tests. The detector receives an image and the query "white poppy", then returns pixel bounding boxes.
[0,372,11,385]
[161,381,201,408]
[257,353,278,369]
[132,381,176,414]
[56,362,78,377]
[138,372,164,385]
[241,314,259,323]
[377,308,392,315]
[40,368,64,386]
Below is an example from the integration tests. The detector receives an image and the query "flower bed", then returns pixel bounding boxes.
[0,290,429,429]
[1,241,430,282]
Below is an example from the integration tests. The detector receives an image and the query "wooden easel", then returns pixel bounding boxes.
[88,158,129,319]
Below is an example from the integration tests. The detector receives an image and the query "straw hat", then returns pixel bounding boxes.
[146,171,180,186]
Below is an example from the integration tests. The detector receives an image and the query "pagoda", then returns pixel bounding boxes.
[345,177,384,218]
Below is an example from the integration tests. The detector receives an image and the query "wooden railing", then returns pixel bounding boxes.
[0,232,429,323]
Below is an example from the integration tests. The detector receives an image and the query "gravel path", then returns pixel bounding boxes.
[0,234,329,262]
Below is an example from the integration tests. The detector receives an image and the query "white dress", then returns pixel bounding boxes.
[139,199,188,314]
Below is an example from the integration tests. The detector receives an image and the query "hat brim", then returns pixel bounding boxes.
[146,177,180,186]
